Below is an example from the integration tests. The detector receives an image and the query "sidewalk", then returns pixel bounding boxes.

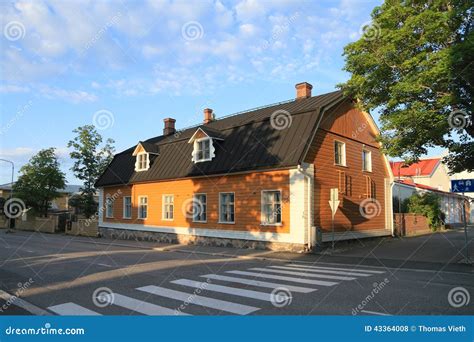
[2,228,473,273]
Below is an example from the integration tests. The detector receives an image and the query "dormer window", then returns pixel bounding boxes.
[188,127,224,164]
[136,152,149,171]
[196,138,211,162]
[132,141,159,172]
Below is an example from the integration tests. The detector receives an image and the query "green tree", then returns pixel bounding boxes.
[340,0,473,173]
[406,192,444,229]
[14,148,66,217]
[68,125,114,218]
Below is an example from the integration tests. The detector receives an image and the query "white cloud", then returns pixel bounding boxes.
[38,86,98,103]
[0,85,30,93]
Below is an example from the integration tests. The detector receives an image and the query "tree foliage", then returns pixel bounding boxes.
[341,0,473,173]
[406,192,444,229]
[13,148,66,217]
[68,125,114,218]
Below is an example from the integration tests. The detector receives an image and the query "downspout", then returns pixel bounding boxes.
[298,164,313,251]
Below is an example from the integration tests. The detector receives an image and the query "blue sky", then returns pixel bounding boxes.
[0,0,442,185]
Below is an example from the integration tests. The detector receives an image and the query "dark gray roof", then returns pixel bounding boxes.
[95,90,346,187]
[138,141,160,154]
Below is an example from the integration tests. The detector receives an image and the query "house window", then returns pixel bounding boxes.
[362,149,372,172]
[261,190,282,225]
[219,192,235,223]
[193,194,207,222]
[334,141,346,166]
[136,153,149,171]
[138,196,148,219]
[195,138,211,162]
[163,195,174,220]
[105,195,114,218]
[123,196,132,219]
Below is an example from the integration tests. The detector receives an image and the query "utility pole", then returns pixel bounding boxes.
[0,159,15,233]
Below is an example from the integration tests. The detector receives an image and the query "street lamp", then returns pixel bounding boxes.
[0,158,15,233]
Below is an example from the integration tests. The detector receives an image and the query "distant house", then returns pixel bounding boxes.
[0,183,83,212]
[95,82,394,251]
[390,158,452,192]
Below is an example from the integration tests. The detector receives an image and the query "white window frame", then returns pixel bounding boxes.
[105,195,114,218]
[135,152,150,172]
[193,137,214,163]
[362,149,372,172]
[219,192,235,224]
[123,196,132,219]
[138,196,148,219]
[334,140,346,166]
[162,195,174,221]
[261,190,283,226]
[192,193,207,223]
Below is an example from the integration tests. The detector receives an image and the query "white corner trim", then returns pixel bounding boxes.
[289,168,307,245]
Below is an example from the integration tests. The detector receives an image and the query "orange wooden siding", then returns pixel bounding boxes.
[103,170,290,233]
[306,100,389,233]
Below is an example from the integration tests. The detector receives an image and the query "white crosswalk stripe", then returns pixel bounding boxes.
[48,303,101,316]
[201,274,317,293]
[171,279,280,302]
[249,267,356,281]
[137,285,259,315]
[286,263,385,274]
[108,293,188,316]
[227,270,338,286]
[269,265,373,277]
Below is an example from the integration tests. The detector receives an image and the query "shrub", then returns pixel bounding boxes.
[406,193,443,230]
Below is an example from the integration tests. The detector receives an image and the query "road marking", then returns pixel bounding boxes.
[270,265,373,277]
[96,263,113,268]
[249,268,356,281]
[360,309,391,316]
[48,303,101,316]
[287,264,385,274]
[227,270,338,286]
[0,289,50,316]
[137,285,259,315]
[201,274,317,293]
[110,293,188,316]
[171,279,279,302]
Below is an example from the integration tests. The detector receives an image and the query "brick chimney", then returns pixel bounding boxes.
[163,118,176,135]
[203,108,214,124]
[295,82,313,99]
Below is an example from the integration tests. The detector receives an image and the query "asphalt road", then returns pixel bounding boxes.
[0,231,473,316]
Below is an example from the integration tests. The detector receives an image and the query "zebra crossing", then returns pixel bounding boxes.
[47,263,385,316]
